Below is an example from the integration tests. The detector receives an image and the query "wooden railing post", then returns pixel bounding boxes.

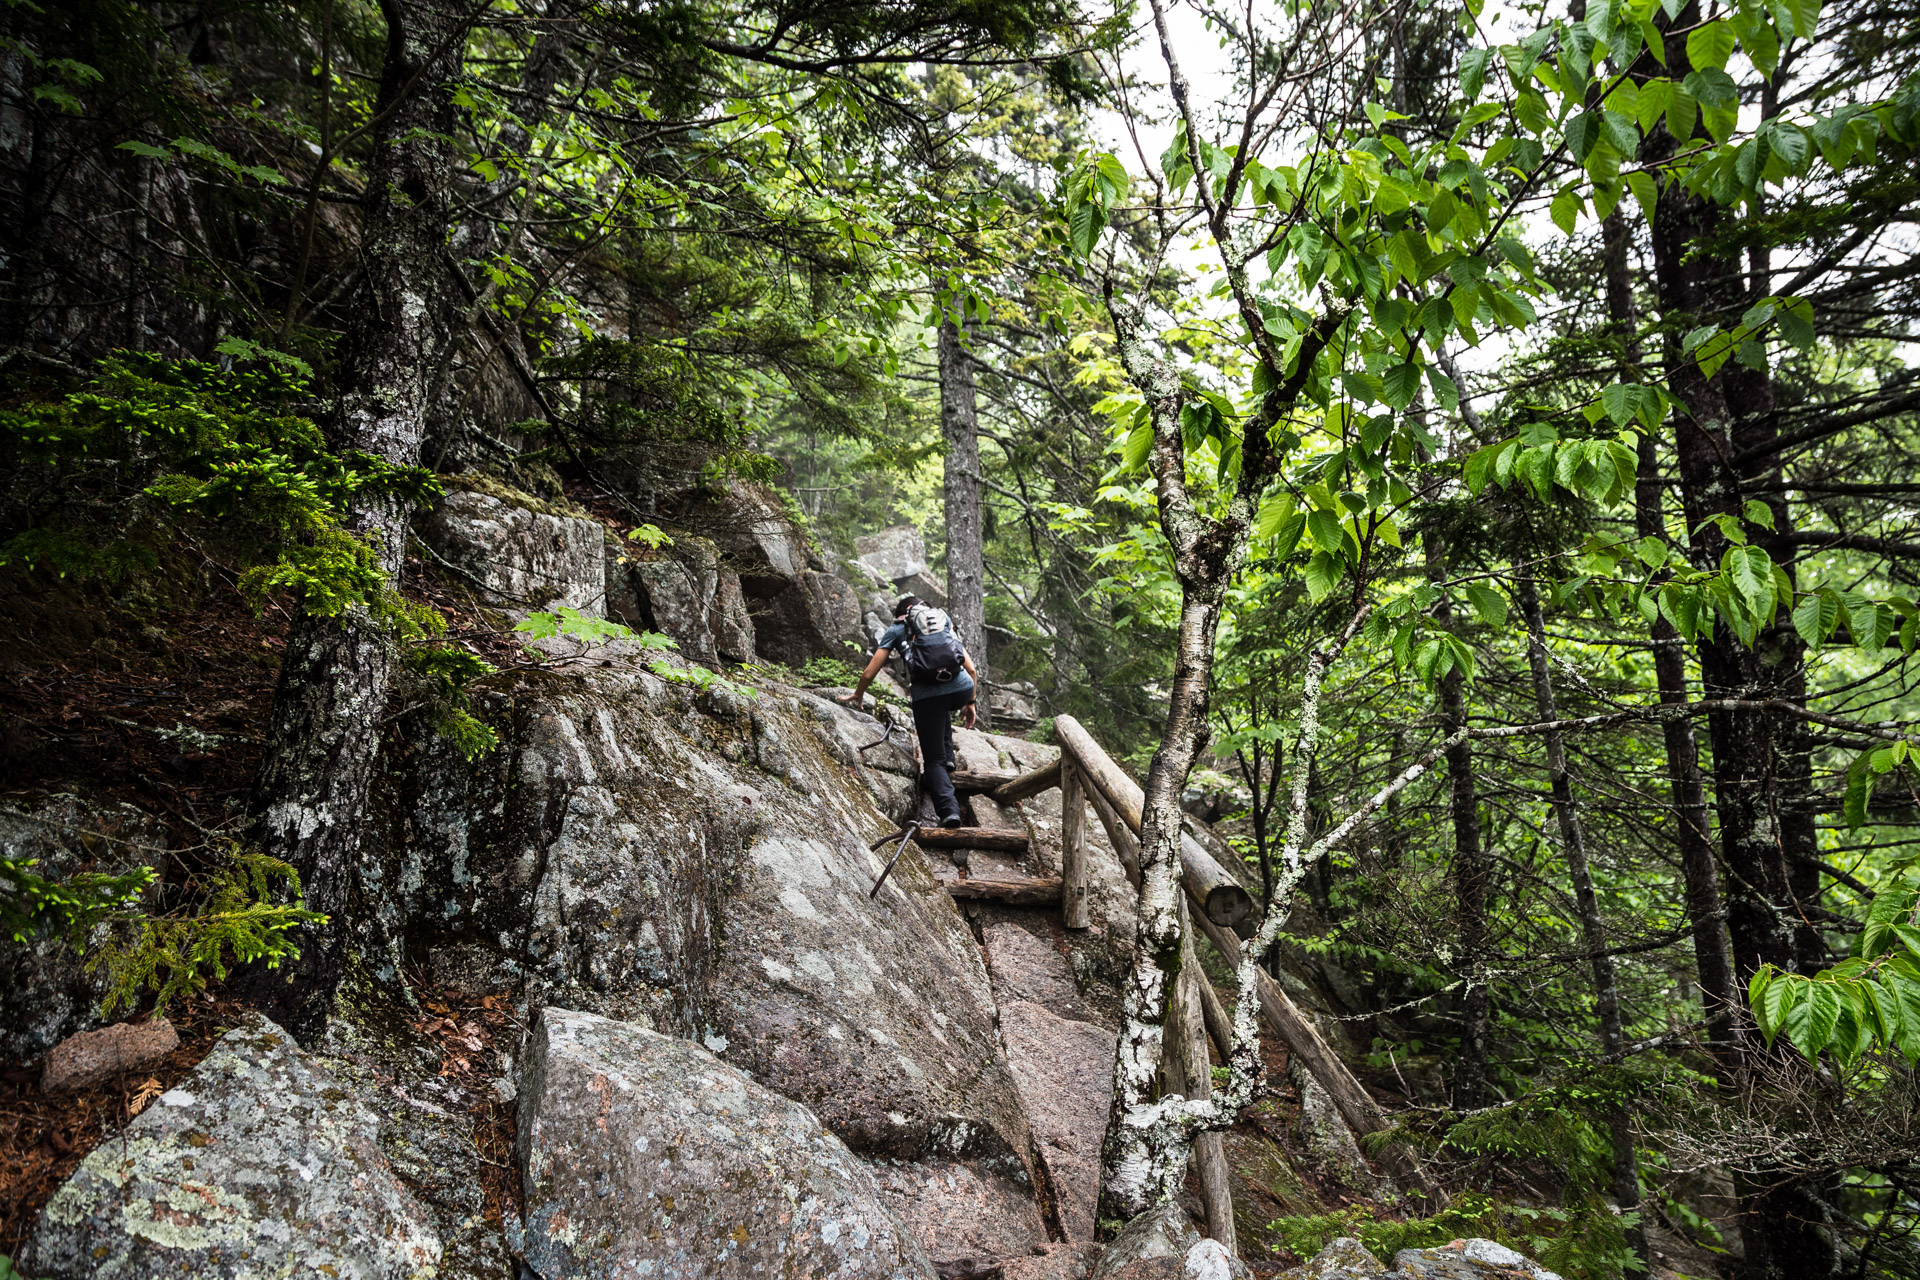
[1053,716,1252,928]
[1060,760,1089,929]
[1179,911,1236,1255]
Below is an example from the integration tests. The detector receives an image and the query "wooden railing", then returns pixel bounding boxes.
[974,715,1428,1212]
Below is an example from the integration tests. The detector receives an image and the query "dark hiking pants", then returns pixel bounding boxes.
[911,689,974,822]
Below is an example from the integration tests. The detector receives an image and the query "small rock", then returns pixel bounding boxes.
[1393,1238,1563,1280]
[1279,1236,1387,1279]
[518,1006,934,1279]
[42,1017,179,1092]
[21,1014,441,1280]
[1092,1204,1251,1280]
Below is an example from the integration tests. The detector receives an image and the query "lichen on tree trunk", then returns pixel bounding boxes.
[247,0,468,1043]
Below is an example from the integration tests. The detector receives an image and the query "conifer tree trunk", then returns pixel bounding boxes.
[248,0,466,1043]
[1647,10,1836,1271]
[1616,210,1741,1062]
[1635,435,1740,1058]
[1424,531,1490,1108]
[939,319,989,726]
[1517,577,1647,1268]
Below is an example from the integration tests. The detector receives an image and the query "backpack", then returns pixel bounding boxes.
[901,604,966,683]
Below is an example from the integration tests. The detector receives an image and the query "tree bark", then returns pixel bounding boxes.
[1645,12,1837,1272]
[1096,587,1226,1221]
[939,318,989,727]
[248,0,467,1043]
[1636,437,1741,1059]
[1516,577,1646,1267]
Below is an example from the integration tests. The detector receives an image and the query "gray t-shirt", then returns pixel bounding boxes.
[878,621,975,702]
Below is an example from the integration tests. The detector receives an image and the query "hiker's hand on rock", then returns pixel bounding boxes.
[838,690,860,706]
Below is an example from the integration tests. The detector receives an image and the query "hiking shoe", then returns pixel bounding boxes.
[940,814,963,829]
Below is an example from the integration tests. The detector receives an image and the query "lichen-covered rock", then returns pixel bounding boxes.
[988,681,1041,731]
[42,1017,178,1092]
[1289,1058,1394,1198]
[517,1006,933,1279]
[1279,1236,1387,1279]
[856,525,932,584]
[21,1014,441,1280]
[606,533,758,666]
[422,488,605,612]
[0,795,162,1062]
[710,568,757,661]
[1393,1240,1563,1280]
[365,660,1042,1203]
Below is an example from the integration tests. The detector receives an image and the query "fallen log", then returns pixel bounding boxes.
[936,872,1063,907]
[911,827,1031,854]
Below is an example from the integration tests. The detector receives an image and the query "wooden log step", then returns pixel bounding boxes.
[951,767,1020,795]
[935,871,1063,907]
[911,827,1030,853]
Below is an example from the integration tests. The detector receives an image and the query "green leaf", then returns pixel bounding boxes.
[1686,20,1737,70]
[1463,583,1509,626]
[1843,764,1871,830]
[1791,590,1840,647]
[1461,48,1494,101]
[1303,550,1342,600]
[1269,513,1307,559]
[1565,111,1601,160]
[1600,383,1636,426]
[1381,362,1421,410]
[1550,188,1582,234]
[1634,80,1671,133]
[1666,81,1699,142]
[1119,420,1153,474]
[1786,980,1841,1059]
[1306,509,1346,559]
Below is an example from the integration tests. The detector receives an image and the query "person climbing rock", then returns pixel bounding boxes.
[840,595,978,829]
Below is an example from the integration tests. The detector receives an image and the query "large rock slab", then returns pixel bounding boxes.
[999,1000,1114,1241]
[21,1014,441,1280]
[422,488,606,612]
[517,1006,933,1279]
[368,664,1039,1180]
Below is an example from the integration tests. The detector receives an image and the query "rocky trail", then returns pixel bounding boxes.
[2,492,1560,1280]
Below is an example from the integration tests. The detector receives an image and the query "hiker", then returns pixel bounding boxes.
[840,595,978,829]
